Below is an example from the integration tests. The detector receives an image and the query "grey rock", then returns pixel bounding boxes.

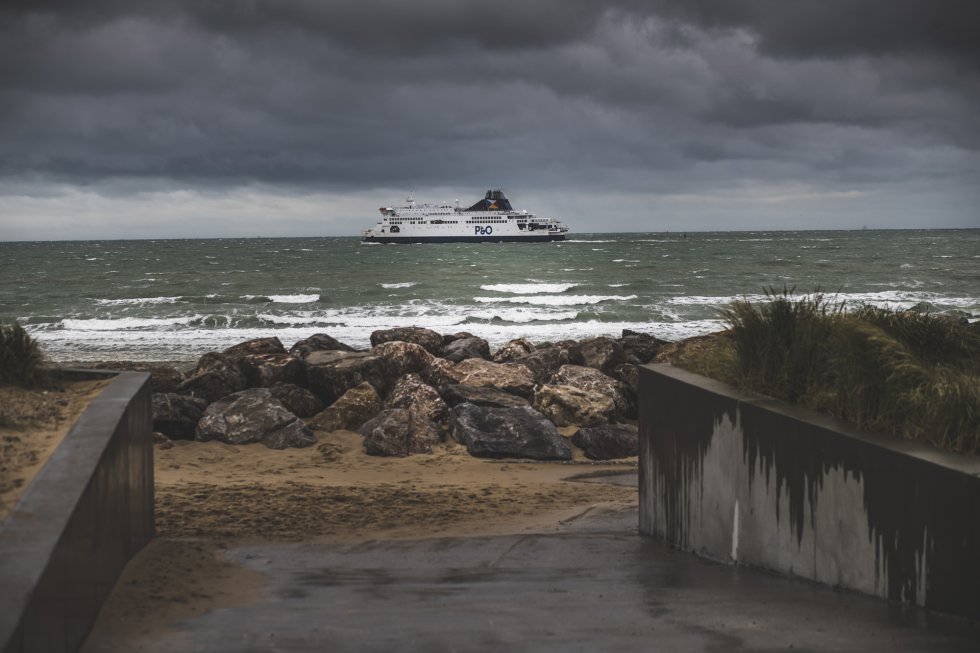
[492,338,536,363]
[419,357,462,389]
[87,362,186,393]
[532,384,615,427]
[152,392,208,440]
[223,337,287,357]
[371,341,435,379]
[307,382,381,432]
[442,335,491,362]
[550,364,636,420]
[450,403,572,461]
[195,388,316,449]
[238,352,305,388]
[511,347,565,384]
[571,423,639,460]
[177,352,247,402]
[269,382,322,418]
[359,408,441,457]
[384,374,449,424]
[370,327,444,355]
[611,363,639,400]
[568,336,627,375]
[439,384,530,409]
[303,349,393,405]
[453,358,536,398]
[619,330,670,364]
[289,333,358,359]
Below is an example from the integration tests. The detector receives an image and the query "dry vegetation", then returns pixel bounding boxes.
[668,288,980,454]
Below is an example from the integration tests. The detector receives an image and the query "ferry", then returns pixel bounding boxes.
[361,190,569,243]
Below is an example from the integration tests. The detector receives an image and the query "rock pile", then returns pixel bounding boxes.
[149,328,666,459]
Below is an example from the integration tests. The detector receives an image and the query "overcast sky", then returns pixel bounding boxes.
[1,0,978,240]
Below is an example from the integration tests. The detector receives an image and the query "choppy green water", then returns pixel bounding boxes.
[1,230,977,361]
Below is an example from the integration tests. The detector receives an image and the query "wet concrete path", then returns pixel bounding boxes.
[85,503,977,652]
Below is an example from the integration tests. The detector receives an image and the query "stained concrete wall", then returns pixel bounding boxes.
[639,364,980,618]
[0,371,153,653]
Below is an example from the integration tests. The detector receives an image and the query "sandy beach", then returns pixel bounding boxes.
[0,378,110,520]
[84,428,637,645]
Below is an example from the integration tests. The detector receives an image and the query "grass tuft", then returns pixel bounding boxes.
[0,321,47,387]
[675,289,980,455]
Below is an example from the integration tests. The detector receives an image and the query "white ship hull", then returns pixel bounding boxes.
[362,190,569,243]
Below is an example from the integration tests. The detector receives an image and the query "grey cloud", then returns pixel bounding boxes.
[643,0,980,65]
[0,0,978,233]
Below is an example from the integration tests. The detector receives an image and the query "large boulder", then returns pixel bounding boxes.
[571,424,639,460]
[370,327,443,355]
[370,341,435,379]
[619,330,670,364]
[567,336,627,375]
[611,363,639,400]
[419,357,463,389]
[492,338,535,363]
[177,352,247,402]
[450,404,572,461]
[303,349,393,405]
[195,388,316,449]
[441,335,491,363]
[453,358,535,398]
[87,362,186,393]
[307,382,381,432]
[358,409,441,457]
[143,364,187,394]
[223,337,287,357]
[511,346,565,384]
[384,374,449,424]
[152,393,208,440]
[532,384,615,427]
[289,333,357,359]
[269,382,322,418]
[237,352,305,388]
[439,384,530,409]
[550,364,636,420]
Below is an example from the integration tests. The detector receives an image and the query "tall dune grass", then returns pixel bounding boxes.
[0,321,46,386]
[675,289,980,454]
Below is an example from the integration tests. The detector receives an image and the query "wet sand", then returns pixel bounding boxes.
[84,431,637,645]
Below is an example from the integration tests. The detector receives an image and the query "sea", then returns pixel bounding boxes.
[1,230,977,364]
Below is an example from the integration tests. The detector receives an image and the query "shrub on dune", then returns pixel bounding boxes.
[674,288,980,455]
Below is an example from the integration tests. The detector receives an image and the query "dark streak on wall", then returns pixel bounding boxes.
[639,364,980,618]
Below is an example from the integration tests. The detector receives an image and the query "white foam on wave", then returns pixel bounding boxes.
[667,290,980,312]
[466,308,579,323]
[474,294,638,306]
[380,282,417,289]
[60,316,201,331]
[241,294,320,303]
[34,318,725,363]
[269,294,320,303]
[480,283,577,294]
[94,296,181,306]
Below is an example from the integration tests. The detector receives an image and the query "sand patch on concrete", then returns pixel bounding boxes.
[84,430,636,647]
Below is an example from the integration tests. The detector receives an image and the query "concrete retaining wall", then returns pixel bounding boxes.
[638,363,980,618]
[0,371,153,653]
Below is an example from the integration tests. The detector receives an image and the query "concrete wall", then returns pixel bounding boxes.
[639,364,980,618]
[0,371,153,653]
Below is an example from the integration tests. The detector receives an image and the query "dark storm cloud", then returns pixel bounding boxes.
[643,0,980,65]
[0,0,978,233]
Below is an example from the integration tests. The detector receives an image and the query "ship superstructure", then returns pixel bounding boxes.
[361,190,569,243]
